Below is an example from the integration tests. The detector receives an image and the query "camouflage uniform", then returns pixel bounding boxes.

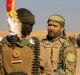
[40,33,77,75]
[0,8,40,75]
[40,41,54,75]
[39,14,77,75]
[0,36,40,75]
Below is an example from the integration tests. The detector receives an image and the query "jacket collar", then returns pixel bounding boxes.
[47,33,66,42]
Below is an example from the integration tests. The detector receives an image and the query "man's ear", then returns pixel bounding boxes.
[61,26,64,32]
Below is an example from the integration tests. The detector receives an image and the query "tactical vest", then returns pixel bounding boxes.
[41,38,66,72]
[1,37,40,75]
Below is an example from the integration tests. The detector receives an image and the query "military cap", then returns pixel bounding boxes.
[48,14,65,26]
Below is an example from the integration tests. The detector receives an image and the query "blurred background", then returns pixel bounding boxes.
[0,0,80,32]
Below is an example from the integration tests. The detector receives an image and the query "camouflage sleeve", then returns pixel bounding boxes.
[63,42,77,75]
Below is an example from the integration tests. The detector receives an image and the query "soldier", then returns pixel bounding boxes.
[0,8,40,75]
[40,14,77,75]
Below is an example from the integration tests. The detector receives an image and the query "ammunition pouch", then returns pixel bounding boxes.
[8,72,27,75]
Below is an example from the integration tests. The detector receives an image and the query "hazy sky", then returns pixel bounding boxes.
[0,0,80,32]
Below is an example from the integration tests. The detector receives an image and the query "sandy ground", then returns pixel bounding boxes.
[0,31,80,75]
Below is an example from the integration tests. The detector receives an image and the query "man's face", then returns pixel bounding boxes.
[48,21,64,38]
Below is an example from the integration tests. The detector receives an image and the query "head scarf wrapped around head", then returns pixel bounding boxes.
[17,8,35,36]
[48,14,65,27]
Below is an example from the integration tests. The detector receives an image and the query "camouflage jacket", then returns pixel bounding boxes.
[0,36,40,75]
[40,34,77,75]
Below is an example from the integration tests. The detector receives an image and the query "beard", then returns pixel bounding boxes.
[48,30,62,38]
[48,30,55,38]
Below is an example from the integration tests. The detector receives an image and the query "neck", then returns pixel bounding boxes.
[47,35,54,41]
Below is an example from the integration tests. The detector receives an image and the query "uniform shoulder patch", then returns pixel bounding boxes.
[66,53,76,62]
